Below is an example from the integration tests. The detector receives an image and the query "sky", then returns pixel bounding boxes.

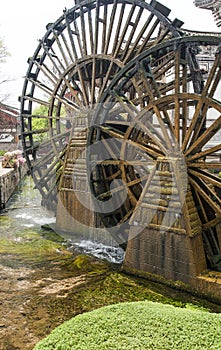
[0,0,219,107]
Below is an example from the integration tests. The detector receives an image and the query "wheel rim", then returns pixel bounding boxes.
[20,0,182,209]
[88,35,221,245]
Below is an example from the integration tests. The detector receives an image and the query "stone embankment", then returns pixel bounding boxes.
[0,155,28,209]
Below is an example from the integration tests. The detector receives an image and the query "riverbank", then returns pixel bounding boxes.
[0,159,28,210]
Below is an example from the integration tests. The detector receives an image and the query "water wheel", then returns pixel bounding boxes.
[19,0,183,210]
[88,35,221,268]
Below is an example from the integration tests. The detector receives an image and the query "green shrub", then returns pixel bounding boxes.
[34,301,221,350]
[0,150,6,156]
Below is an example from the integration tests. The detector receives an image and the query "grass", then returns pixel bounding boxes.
[34,300,221,350]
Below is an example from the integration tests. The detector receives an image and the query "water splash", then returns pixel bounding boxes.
[69,240,125,264]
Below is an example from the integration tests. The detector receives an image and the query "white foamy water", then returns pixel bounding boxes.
[70,240,125,264]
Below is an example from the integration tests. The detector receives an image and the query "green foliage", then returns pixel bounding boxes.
[0,150,6,156]
[33,104,49,117]
[31,104,67,141]
[32,105,49,142]
[34,301,221,350]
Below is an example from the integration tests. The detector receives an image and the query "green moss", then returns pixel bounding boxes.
[0,215,10,221]
[34,301,221,350]
[0,215,12,229]
[40,228,65,243]
[70,271,216,312]
[0,230,70,264]
[40,267,221,333]
[122,267,221,305]
[73,255,92,270]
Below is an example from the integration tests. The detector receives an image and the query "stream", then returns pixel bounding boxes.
[2,176,124,264]
[2,176,56,234]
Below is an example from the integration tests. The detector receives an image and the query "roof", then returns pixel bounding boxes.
[0,103,19,129]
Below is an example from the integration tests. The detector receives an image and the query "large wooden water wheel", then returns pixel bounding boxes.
[19,0,183,210]
[88,35,221,268]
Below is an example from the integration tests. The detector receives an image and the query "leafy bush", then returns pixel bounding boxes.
[34,301,221,350]
[0,150,6,156]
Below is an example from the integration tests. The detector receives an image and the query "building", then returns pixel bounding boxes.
[194,0,221,26]
[0,103,20,151]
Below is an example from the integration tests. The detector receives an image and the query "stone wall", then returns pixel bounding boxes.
[123,227,207,286]
[0,163,27,209]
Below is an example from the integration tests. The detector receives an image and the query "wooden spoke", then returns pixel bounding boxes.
[34,61,59,85]
[189,162,221,170]
[88,35,221,248]
[20,0,182,217]
[189,176,221,214]
[185,113,221,157]
[188,144,221,162]
[188,168,221,189]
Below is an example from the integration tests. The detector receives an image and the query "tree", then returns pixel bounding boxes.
[32,104,49,142]
[0,37,10,63]
[31,103,66,142]
[0,37,11,103]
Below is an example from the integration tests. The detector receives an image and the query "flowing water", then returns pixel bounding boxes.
[2,176,56,234]
[1,176,124,263]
